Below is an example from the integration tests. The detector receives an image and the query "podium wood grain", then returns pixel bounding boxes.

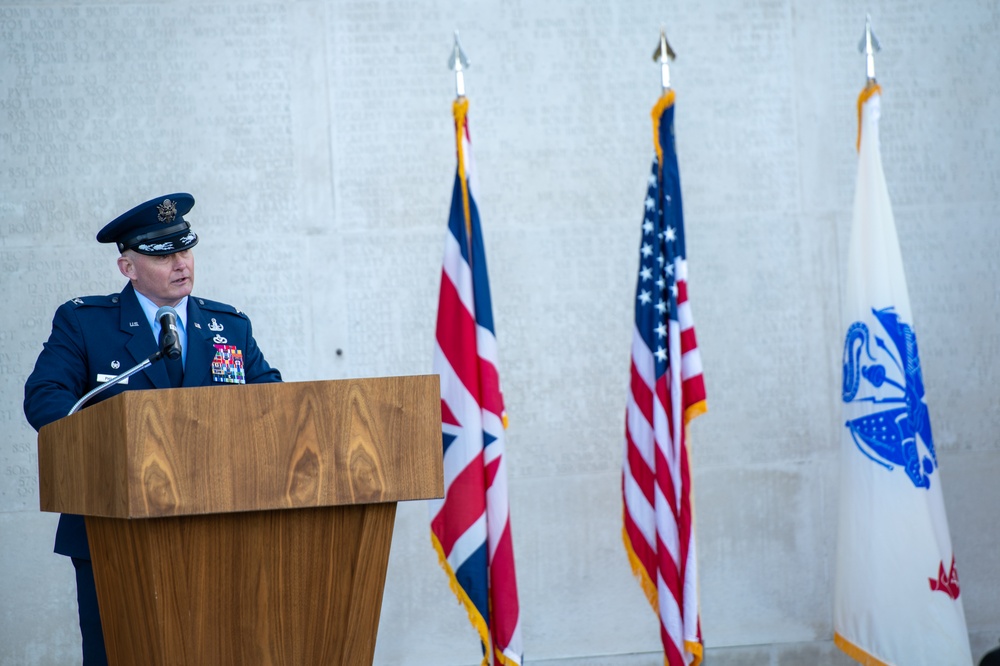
[88,504,396,665]
[38,376,443,517]
[37,376,443,666]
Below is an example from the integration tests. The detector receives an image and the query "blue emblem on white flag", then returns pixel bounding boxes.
[842,306,936,489]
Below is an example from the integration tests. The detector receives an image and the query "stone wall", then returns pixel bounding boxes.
[1,1,998,663]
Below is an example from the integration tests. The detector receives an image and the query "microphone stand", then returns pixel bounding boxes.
[67,351,165,417]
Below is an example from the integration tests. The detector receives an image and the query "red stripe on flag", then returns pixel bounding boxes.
[653,434,679,517]
[656,375,676,452]
[657,533,682,603]
[625,425,656,508]
[431,456,486,555]
[657,533,687,666]
[477,357,505,417]
[488,521,521,647]
[623,498,657,583]
[631,359,655,426]
[683,375,707,416]
[441,399,461,427]
[680,426,694,522]
[485,456,500,489]
[661,626,685,666]
[436,273,481,398]
[680,327,698,355]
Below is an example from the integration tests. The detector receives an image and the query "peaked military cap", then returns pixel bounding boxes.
[96,193,199,256]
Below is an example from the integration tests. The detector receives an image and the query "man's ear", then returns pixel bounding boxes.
[117,254,134,280]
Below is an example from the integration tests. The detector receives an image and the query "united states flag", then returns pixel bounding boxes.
[622,90,707,666]
[430,96,523,666]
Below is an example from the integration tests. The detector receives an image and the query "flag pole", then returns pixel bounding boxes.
[449,30,469,99]
[651,29,677,177]
[855,16,883,150]
[449,32,473,238]
[652,27,676,93]
[859,14,881,85]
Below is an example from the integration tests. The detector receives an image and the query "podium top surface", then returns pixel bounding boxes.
[38,376,444,519]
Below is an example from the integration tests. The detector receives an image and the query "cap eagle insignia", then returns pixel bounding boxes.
[157,198,178,223]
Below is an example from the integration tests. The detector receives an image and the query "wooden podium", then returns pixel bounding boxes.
[37,376,443,666]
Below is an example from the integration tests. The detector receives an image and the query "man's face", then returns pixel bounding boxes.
[118,249,195,307]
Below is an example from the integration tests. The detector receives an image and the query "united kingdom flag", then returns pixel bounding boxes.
[430,96,523,666]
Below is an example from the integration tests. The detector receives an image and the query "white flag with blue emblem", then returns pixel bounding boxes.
[834,84,972,665]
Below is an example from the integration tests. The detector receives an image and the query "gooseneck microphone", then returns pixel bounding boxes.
[68,304,185,416]
[155,305,183,361]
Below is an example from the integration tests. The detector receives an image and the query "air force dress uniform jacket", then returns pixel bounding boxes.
[23,281,282,560]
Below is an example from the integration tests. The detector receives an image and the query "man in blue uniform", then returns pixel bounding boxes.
[24,193,282,665]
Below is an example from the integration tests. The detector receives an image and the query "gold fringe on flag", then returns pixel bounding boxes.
[622,511,704,666]
[651,89,677,176]
[431,532,492,666]
[453,97,473,239]
[834,632,892,666]
[856,83,882,152]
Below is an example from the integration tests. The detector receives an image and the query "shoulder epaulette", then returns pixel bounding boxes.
[67,294,120,308]
[191,296,249,319]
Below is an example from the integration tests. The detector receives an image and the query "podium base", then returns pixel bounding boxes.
[88,503,396,665]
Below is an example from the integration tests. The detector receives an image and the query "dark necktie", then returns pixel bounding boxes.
[165,355,184,388]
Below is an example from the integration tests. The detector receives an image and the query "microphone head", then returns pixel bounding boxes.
[155,305,179,322]
[155,305,182,360]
